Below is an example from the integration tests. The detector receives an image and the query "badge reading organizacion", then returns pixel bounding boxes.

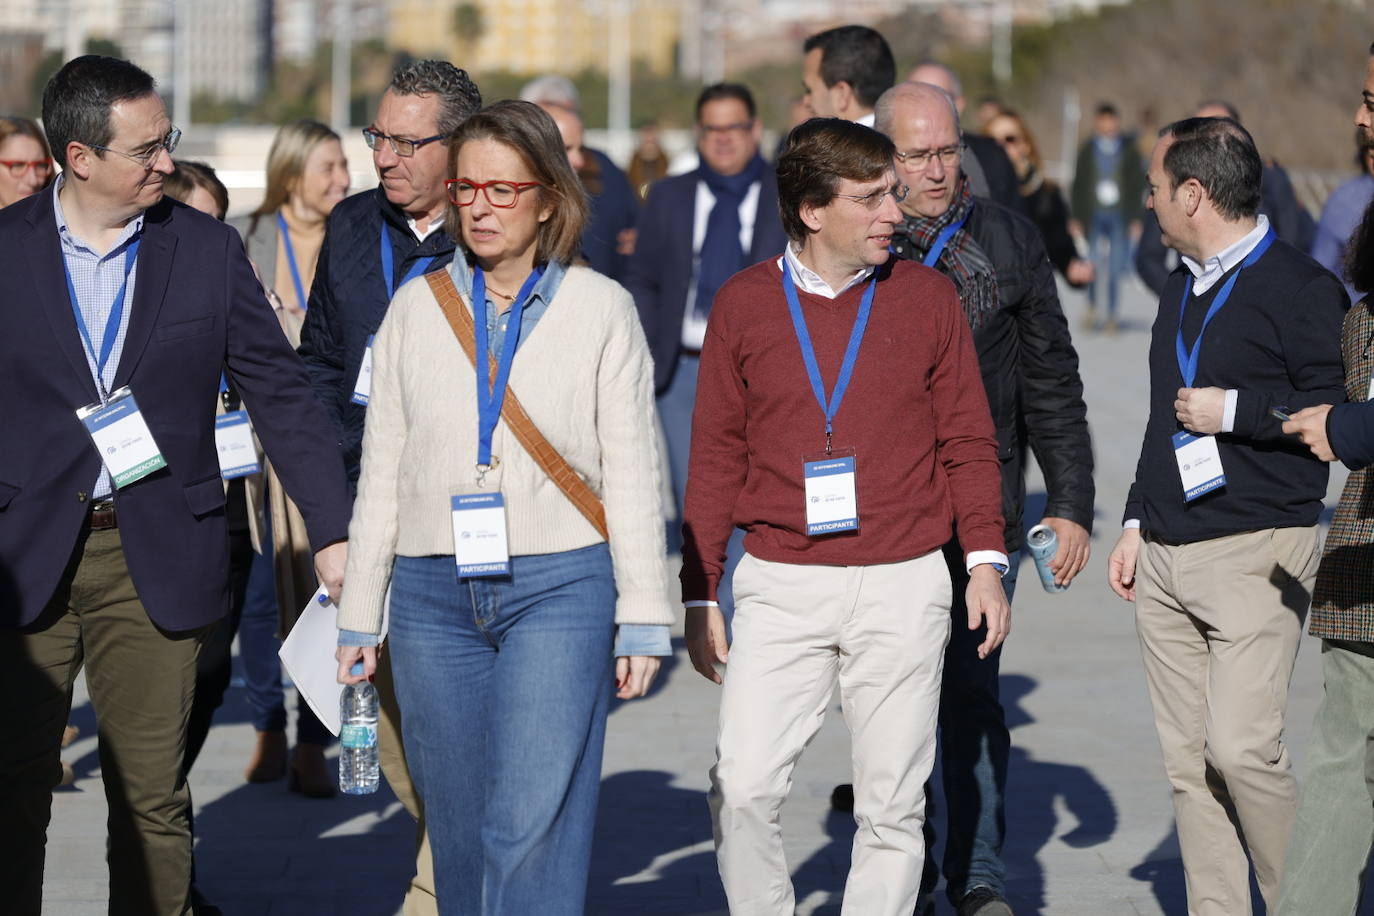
[76,386,167,488]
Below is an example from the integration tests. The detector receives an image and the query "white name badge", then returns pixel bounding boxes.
[215,410,260,479]
[451,493,511,577]
[1173,431,1226,501]
[76,386,167,488]
[351,335,374,406]
[803,454,859,536]
[1096,178,1120,208]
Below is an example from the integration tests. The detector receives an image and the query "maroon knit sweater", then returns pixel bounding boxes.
[680,257,1005,602]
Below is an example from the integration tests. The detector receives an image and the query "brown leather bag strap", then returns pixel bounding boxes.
[425,269,609,540]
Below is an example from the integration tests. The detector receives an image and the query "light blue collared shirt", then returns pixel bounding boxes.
[53,175,145,500]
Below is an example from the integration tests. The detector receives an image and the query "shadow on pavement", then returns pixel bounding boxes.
[191,770,417,915]
[1128,830,1189,915]
[999,674,1118,914]
[587,769,725,914]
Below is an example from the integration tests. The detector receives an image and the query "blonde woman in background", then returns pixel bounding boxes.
[983,107,1094,288]
[0,116,53,208]
[231,120,350,796]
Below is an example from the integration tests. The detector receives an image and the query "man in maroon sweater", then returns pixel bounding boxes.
[681,117,1008,916]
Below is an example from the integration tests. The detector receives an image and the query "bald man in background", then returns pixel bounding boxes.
[907,62,1023,214]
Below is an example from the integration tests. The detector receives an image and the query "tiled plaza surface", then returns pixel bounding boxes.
[42,276,1368,914]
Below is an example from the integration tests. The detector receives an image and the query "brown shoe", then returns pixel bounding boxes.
[61,724,80,748]
[244,729,288,783]
[288,742,336,798]
[58,760,76,787]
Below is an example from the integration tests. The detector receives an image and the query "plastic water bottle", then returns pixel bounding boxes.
[1026,524,1068,594]
[339,661,379,795]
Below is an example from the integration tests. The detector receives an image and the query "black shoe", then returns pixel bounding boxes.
[830,782,854,812]
[190,885,223,916]
[914,893,935,916]
[957,886,1012,916]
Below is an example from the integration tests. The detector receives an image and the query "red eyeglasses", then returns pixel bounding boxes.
[447,178,542,208]
[0,159,52,178]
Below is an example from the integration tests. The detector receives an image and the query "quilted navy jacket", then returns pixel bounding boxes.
[298,188,457,495]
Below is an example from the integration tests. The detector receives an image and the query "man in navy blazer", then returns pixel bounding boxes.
[624,82,787,551]
[0,56,350,915]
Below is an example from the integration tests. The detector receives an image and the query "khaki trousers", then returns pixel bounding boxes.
[0,527,208,916]
[374,647,437,915]
[1135,527,1317,916]
[710,551,952,916]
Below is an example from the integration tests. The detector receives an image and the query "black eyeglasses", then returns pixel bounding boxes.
[88,126,181,169]
[834,184,910,210]
[362,128,445,158]
[894,142,966,172]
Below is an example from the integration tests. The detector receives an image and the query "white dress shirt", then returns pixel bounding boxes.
[777,242,873,299]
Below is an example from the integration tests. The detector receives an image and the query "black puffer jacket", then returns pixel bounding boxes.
[298,189,458,495]
[891,199,1094,552]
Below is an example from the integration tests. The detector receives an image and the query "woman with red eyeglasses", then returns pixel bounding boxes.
[0,116,54,208]
[333,100,672,914]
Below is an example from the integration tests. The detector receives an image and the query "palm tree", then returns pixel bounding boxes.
[452,2,485,64]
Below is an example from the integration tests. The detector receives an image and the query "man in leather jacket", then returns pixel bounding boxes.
[856,81,1096,916]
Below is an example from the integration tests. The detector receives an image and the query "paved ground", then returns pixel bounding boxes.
[43,274,1368,915]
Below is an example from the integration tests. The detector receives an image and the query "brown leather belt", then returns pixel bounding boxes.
[89,501,117,530]
[681,347,703,359]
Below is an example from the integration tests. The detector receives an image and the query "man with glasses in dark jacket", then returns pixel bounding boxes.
[863,80,1095,916]
[298,59,481,916]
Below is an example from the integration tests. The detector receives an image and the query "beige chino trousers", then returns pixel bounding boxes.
[1135,526,1317,916]
[710,550,952,916]
[374,648,437,915]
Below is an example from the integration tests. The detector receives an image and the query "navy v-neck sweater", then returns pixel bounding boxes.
[1124,238,1348,542]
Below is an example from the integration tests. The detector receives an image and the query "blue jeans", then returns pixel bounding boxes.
[659,353,745,613]
[1087,209,1129,318]
[387,545,617,916]
[658,353,698,555]
[922,544,1021,904]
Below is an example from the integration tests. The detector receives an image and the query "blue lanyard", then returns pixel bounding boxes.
[63,238,141,401]
[922,208,971,268]
[276,213,308,310]
[1175,227,1275,388]
[379,222,436,298]
[219,372,229,394]
[472,265,543,470]
[781,261,877,453]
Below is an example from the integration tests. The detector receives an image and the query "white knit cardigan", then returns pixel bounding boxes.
[336,263,674,635]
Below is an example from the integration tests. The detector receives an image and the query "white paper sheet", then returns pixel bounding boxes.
[278,585,389,736]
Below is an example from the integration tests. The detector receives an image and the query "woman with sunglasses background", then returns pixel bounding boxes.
[230,119,351,797]
[334,99,672,915]
[983,107,1095,288]
[0,116,53,208]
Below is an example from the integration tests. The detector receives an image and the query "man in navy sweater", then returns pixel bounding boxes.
[1107,116,1347,916]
